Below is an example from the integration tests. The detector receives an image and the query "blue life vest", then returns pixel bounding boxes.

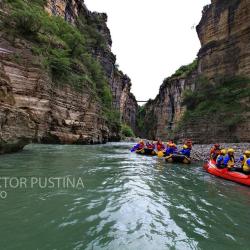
[179,148,191,158]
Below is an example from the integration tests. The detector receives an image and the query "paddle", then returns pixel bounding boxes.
[130,144,140,152]
[157,151,164,158]
[165,154,172,160]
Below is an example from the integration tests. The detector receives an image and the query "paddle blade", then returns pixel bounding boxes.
[130,144,139,152]
[158,151,164,158]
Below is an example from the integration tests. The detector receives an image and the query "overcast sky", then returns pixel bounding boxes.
[85,0,211,101]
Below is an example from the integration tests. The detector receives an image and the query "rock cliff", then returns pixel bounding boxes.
[196,0,250,79]
[136,64,198,140]
[139,0,250,143]
[45,0,138,131]
[0,0,137,153]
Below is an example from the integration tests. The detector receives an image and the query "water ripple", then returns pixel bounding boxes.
[0,143,250,250]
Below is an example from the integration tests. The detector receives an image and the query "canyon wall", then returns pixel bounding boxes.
[0,39,110,153]
[0,0,137,153]
[196,0,250,79]
[136,68,197,140]
[140,0,250,143]
[45,0,138,128]
[112,70,137,132]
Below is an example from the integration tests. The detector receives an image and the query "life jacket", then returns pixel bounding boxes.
[241,155,248,166]
[147,144,154,150]
[180,148,191,158]
[138,143,145,150]
[243,158,250,172]
[165,147,177,156]
[157,143,164,151]
[216,154,224,167]
[224,155,235,169]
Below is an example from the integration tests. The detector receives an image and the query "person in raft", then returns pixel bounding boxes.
[185,139,193,149]
[216,149,227,168]
[210,144,221,160]
[223,148,235,170]
[165,140,178,156]
[138,140,145,150]
[156,140,165,152]
[240,150,250,174]
[130,140,145,152]
[179,145,191,158]
[146,141,155,150]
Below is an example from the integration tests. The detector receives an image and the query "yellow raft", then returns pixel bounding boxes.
[165,154,191,164]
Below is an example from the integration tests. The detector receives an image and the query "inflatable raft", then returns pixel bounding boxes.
[136,148,157,156]
[165,154,191,164]
[204,160,250,186]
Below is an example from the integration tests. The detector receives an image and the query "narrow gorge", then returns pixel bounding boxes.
[0,0,137,153]
[138,0,250,143]
[0,0,249,154]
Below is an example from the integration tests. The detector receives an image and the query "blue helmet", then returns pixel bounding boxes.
[247,159,250,166]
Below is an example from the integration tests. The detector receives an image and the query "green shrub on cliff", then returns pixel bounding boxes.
[136,104,156,139]
[2,0,121,133]
[121,124,135,138]
[77,13,107,51]
[4,0,114,114]
[171,59,198,78]
[181,76,250,130]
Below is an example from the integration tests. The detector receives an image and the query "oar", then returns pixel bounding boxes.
[165,155,172,160]
[130,144,139,152]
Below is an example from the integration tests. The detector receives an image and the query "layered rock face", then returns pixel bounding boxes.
[45,0,138,128]
[0,0,137,153]
[197,0,250,79]
[140,0,250,143]
[0,40,110,153]
[112,70,137,131]
[136,70,197,140]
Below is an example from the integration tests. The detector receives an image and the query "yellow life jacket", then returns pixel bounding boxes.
[227,155,235,169]
[243,158,250,172]
[241,155,248,166]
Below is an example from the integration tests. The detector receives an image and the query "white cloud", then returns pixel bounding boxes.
[84,0,211,101]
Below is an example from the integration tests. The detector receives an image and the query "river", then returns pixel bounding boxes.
[0,142,249,250]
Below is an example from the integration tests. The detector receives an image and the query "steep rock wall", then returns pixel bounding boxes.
[112,70,137,131]
[196,0,250,79]
[46,0,138,129]
[0,0,137,153]
[137,70,197,140]
[141,0,250,143]
[0,38,110,152]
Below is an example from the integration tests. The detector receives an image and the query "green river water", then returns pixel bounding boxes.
[0,142,250,250]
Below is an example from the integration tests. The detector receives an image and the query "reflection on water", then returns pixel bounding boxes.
[0,142,249,250]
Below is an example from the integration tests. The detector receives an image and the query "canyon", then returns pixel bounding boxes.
[139,0,250,143]
[0,0,137,153]
[0,0,249,154]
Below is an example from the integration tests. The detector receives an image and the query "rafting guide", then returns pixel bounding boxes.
[0,176,85,199]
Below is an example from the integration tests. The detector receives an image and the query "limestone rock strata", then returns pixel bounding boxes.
[46,0,138,129]
[137,70,197,140]
[112,70,137,131]
[0,40,110,153]
[0,0,138,153]
[197,0,250,78]
[141,0,250,143]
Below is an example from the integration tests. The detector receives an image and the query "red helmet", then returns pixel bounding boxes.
[214,144,220,148]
